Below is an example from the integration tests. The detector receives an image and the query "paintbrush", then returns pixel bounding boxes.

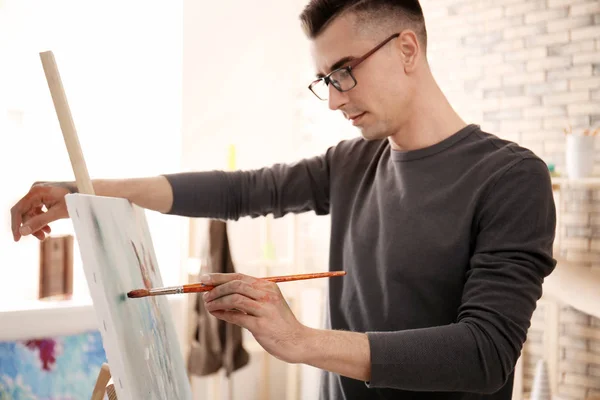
[127,271,346,299]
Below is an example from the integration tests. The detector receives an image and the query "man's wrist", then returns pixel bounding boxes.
[295,326,321,365]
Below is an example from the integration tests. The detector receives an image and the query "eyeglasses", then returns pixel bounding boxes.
[308,33,400,101]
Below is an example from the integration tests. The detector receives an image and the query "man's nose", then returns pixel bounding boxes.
[328,85,348,111]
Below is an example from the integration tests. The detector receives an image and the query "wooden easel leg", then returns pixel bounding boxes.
[91,363,116,400]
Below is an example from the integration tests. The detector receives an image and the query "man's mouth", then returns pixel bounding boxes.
[348,112,366,125]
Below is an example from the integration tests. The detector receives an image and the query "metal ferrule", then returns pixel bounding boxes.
[148,286,183,296]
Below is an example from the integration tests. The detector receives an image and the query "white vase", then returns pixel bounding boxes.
[530,359,551,400]
[566,134,596,179]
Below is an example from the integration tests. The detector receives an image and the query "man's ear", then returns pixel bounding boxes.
[396,29,420,73]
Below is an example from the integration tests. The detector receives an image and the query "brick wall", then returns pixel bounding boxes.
[421,0,600,173]
[420,0,600,398]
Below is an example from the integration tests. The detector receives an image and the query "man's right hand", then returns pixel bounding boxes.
[10,182,75,242]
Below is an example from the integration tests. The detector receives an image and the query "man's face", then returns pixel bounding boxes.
[310,13,415,140]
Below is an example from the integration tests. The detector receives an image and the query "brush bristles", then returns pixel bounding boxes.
[127,289,149,298]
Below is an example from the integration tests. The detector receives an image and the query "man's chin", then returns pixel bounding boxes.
[358,127,387,141]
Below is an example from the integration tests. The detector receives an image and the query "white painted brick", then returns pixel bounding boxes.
[484,62,525,76]
[481,97,502,112]
[566,250,600,264]
[548,65,593,80]
[559,361,589,375]
[570,1,600,16]
[491,38,525,52]
[593,89,600,101]
[589,365,600,377]
[526,31,570,47]
[559,336,589,350]
[544,116,591,130]
[568,103,600,116]
[484,86,525,98]
[477,75,503,88]
[465,53,504,68]
[503,71,546,86]
[504,24,546,40]
[573,51,600,65]
[548,40,596,56]
[545,140,566,153]
[481,16,524,33]
[561,307,591,325]
[505,47,547,62]
[563,212,591,225]
[557,384,587,399]
[500,120,542,132]
[482,96,541,111]
[505,0,545,17]
[525,80,569,96]
[547,0,577,7]
[526,56,572,72]
[483,109,523,120]
[569,77,600,90]
[525,8,568,24]
[524,105,567,118]
[563,373,600,390]
[562,237,591,250]
[589,390,600,399]
[565,323,600,339]
[547,15,594,33]
[469,7,504,23]
[543,91,590,106]
[571,25,600,41]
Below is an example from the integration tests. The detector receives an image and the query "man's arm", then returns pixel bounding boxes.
[162,154,331,220]
[12,151,332,240]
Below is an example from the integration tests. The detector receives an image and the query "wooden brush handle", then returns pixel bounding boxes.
[183,271,346,294]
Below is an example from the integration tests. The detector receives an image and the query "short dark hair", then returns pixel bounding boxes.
[300,0,427,51]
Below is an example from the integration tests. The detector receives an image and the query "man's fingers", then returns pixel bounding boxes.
[11,192,44,241]
[20,207,63,237]
[210,310,256,330]
[11,204,23,242]
[32,230,46,241]
[203,280,266,303]
[200,272,255,286]
[204,294,263,317]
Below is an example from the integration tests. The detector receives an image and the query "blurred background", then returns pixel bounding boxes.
[0,0,599,399]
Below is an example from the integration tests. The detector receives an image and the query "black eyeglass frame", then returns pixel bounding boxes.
[308,33,401,100]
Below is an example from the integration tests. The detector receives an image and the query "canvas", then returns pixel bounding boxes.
[65,194,192,400]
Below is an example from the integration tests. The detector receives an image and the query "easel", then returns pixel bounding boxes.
[38,51,116,399]
[91,364,118,400]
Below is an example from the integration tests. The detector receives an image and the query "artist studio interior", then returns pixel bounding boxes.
[1,0,600,399]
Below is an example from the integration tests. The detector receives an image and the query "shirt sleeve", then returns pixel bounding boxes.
[161,152,331,220]
[366,158,557,393]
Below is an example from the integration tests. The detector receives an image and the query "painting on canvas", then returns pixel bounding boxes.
[65,193,192,400]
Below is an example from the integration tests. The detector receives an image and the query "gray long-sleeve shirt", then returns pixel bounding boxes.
[164,124,557,399]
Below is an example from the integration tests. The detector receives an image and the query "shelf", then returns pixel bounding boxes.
[0,295,184,342]
[542,259,600,320]
[552,177,600,189]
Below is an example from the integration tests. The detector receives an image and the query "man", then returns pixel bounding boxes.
[11,0,556,399]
